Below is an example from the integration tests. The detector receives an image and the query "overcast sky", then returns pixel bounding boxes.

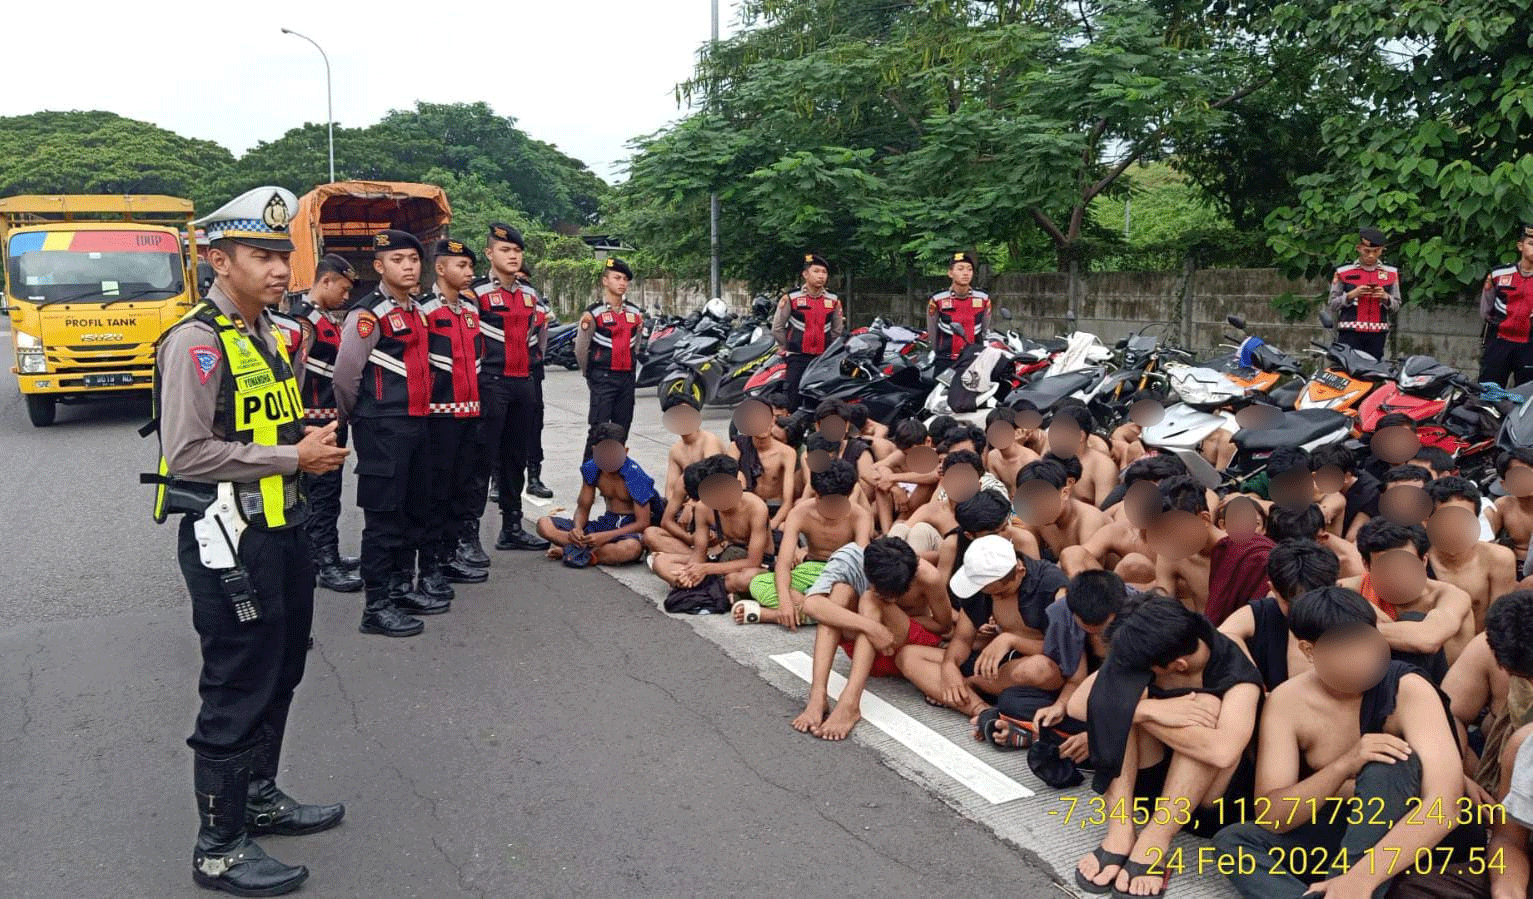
[2,0,740,183]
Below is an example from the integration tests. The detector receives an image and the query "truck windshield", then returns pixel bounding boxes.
[6,229,184,305]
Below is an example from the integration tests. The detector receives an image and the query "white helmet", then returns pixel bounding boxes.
[703,298,730,319]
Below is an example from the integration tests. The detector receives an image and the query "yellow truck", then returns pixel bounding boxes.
[0,195,198,426]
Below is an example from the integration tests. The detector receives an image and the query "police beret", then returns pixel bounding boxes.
[802,253,830,272]
[488,222,525,249]
[373,229,424,258]
[1359,227,1387,247]
[195,186,298,252]
[949,251,977,267]
[315,253,358,282]
[604,256,633,279]
[433,238,477,265]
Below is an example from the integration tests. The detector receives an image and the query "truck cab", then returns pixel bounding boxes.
[0,195,198,426]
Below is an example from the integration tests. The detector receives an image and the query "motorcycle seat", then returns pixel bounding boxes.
[1234,408,1351,452]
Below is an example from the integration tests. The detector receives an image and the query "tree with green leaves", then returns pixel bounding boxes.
[614,0,1317,286]
[1265,0,1533,306]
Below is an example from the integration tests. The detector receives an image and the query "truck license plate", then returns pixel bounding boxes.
[83,373,135,387]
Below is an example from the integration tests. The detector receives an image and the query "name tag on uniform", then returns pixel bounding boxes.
[464,313,477,328]
[973,298,984,308]
[388,311,406,331]
[489,293,507,309]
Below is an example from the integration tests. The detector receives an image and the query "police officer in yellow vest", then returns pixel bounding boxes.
[152,187,350,896]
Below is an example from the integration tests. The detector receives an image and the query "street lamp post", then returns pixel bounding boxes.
[281,27,335,183]
[708,0,721,300]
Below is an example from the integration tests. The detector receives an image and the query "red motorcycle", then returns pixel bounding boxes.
[1356,355,1501,480]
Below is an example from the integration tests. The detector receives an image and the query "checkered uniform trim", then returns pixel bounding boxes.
[1338,321,1390,332]
[305,407,339,420]
[428,400,481,415]
[205,219,279,240]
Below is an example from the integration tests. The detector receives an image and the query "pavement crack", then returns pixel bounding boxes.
[431,833,488,899]
[311,640,363,734]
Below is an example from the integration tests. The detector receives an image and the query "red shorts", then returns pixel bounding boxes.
[841,619,943,678]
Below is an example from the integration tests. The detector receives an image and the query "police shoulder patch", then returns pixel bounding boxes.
[355,311,377,338]
[189,345,221,385]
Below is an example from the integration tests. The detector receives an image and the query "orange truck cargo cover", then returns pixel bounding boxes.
[288,181,452,292]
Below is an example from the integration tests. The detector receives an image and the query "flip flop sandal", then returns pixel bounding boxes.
[1110,859,1170,899]
[1075,845,1130,895]
[990,714,1039,751]
[732,599,762,624]
[972,707,1002,743]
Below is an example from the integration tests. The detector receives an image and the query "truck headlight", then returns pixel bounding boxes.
[18,349,47,373]
[14,330,41,349]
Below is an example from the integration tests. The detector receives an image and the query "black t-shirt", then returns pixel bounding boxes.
[953,555,1069,632]
[1343,470,1382,532]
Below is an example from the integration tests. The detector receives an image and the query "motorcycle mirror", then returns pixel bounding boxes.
[1226,314,1246,330]
[1318,310,1336,330]
[998,307,1014,321]
[1115,337,1129,349]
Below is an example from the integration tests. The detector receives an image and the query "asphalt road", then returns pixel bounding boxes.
[0,376,1054,898]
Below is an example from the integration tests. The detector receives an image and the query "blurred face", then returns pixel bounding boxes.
[1235,404,1283,432]
[311,271,353,309]
[734,401,773,438]
[592,440,627,473]
[1270,469,1317,507]
[942,465,982,504]
[1015,480,1065,527]
[1369,547,1428,606]
[1427,503,1480,555]
[1314,464,1347,495]
[950,262,974,288]
[905,445,940,474]
[663,404,702,436]
[604,270,630,297]
[986,421,1017,451]
[1380,483,1431,526]
[1013,408,1044,432]
[980,562,1026,598]
[1129,398,1164,428]
[436,255,475,291]
[374,249,420,292]
[817,414,849,442]
[1372,426,1420,466]
[488,240,523,278]
[1504,462,1533,498]
[1220,499,1263,543]
[1123,481,1163,530]
[806,449,833,473]
[817,492,852,519]
[1148,510,1210,561]
[699,474,743,511]
[1047,417,1084,457]
[803,264,829,291]
[1306,626,1390,694]
[211,244,291,307]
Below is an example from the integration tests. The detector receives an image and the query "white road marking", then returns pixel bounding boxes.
[770,650,1033,804]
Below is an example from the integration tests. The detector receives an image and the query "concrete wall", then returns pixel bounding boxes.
[547,267,1488,371]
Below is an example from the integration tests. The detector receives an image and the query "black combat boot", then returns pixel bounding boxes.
[389,572,450,616]
[415,548,455,602]
[246,725,345,837]
[358,588,425,638]
[191,749,309,896]
[525,464,554,499]
[313,547,362,593]
[441,536,488,583]
[337,553,361,573]
[455,519,491,569]
[495,512,550,551]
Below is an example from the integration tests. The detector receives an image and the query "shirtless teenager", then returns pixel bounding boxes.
[1213,587,1469,899]
[1046,401,1117,507]
[1345,519,1476,670]
[1489,448,1533,576]
[1062,455,1184,583]
[1072,595,1262,897]
[942,535,1070,703]
[1312,442,1382,540]
[813,399,878,487]
[1267,446,1345,528]
[727,396,796,531]
[935,490,1044,594]
[643,393,726,555]
[1108,391,1163,469]
[741,459,871,626]
[796,537,955,740]
[984,407,1040,490]
[870,418,942,529]
[1014,458,1109,564]
[1265,502,1366,579]
[651,455,771,595]
[1444,591,1533,795]
[1428,477,1516,631]
[892,450,993,560]
[1221,538,1345,690]
[536,422,654,566]
[1378,464,1434,528]
[842,402,894,462]
[1149,476,1227,616]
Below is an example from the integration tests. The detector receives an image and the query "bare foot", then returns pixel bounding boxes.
[1115,858,1167,897]
[732,602,761,625]
[791,701,828,734]
[814,704,861,741]
[545,546,564,560]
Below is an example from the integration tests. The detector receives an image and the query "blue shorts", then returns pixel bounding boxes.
[550,512,640,540]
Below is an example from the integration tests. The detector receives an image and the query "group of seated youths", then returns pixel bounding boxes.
[534,393,1533,899]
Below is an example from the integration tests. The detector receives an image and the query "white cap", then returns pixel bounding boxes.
[949,534,1018,597]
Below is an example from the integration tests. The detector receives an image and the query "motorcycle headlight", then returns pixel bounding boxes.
[1175,379,1217,406]
[1399,373,1431,390]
